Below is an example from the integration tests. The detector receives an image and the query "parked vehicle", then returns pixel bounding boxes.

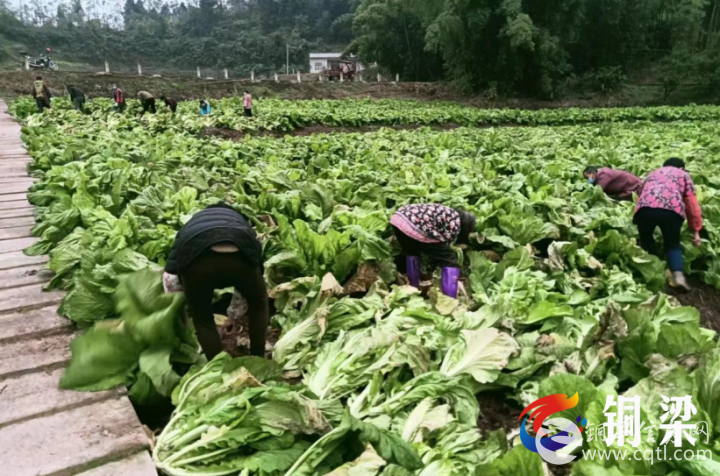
[22,53,58,71]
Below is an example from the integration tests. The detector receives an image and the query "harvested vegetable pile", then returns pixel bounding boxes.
[12,96,720,475]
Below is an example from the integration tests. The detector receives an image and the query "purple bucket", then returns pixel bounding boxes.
[441,267,461,298]
[406,256,421,288]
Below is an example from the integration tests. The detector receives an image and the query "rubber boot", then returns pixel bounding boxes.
[406,256,421,288]
[441,267,461,298]
[672,271,691,292]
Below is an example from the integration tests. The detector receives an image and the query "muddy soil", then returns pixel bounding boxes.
[0,70,464,102]
[200,123,461,140]
[477,392,523,437]
[667,276,720,332]
[219,315,281,359]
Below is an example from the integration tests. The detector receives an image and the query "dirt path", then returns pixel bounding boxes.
[0,101,156,476]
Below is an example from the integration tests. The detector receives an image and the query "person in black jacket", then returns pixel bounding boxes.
[160,96,178,114]
[164,203,268,359]
[67,85,86,113]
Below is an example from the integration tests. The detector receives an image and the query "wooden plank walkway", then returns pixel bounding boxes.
[0,101,157,475]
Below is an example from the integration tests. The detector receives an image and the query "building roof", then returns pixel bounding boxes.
[309,53,344,59]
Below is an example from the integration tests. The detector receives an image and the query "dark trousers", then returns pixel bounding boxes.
[634,207,684,272]
[180,249,267,360]
[244,108,253,117]
[114,101,126,113]
[393,226,458,272]
[141,98,156,114]
[72,98,86,113]
[36,97,49,113]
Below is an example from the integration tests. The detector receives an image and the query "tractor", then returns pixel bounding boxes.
[322,59,357,81]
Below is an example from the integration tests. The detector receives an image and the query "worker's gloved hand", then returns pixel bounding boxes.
[163,272,183,293]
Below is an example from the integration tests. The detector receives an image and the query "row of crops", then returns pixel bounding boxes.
[11,96,720,476]
[12,96,720,132]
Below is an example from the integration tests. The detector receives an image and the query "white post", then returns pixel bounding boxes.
[251,70,255,82]
[377,73,381,83]
[340,71,344,82]
[24,57,29,70]
[396,73,399,83]
[197,66,201,78]
[286,43,289,75]
[319,72,323,82]
[275,73,279,83]
[297,71,301,83]
[358,73,363,83]
[105,61,109,74]
[224,69,228,79]
[137,63,142,76]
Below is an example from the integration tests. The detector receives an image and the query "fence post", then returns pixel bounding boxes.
[251,70,255,82]
[340,72,344,82]
[224,69,228,79]
[105,61,109,74]
[377,73,381,83]
[197,66,201,78]
[24,57,29,70]
[297,71,301,83]
[396,73,399,83]
[137,63,142,76]
[275,73,279,83]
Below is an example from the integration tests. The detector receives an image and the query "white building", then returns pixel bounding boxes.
[310,53,342,73]
[309,53,364,73]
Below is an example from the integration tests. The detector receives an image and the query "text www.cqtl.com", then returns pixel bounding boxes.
[582,448,712,465]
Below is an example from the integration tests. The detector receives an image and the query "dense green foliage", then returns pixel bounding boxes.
[350,0,720,97]
[0,0,357,73]
[12,96,720,474]
[3,0,720,98]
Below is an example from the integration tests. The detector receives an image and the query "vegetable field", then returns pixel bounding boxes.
[12,96,720,476]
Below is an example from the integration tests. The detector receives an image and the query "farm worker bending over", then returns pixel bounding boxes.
[583,166,643,200]
[634,158,702,291]
[161,96,177,113]
[137,91,156,116]
[199,99,211,115]
[32,75,51,113]
[67,85,86,113]
[112,85,126,113]
[163,203,269,360]
[243,90,253,117]
[390,204,476,298]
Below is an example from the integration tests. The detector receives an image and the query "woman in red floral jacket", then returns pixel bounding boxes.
[391,204,476,268]
[634,158,703,291]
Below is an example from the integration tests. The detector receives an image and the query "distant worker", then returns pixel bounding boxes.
[161,96,177,113]
[242,90,253,117]
[137,91,156,116]
[199,99,211,116]
[32,75,52,113]
[67,85,86,113]
[390,204,476,298]
[163,202,268,360]
[634,158,703,291]
[112,85,126,113]
[584,166,643,200]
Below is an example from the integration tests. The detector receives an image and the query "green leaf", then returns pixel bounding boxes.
[440,329,519,383]
[488,445,544,476]
[60,319,143,391]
